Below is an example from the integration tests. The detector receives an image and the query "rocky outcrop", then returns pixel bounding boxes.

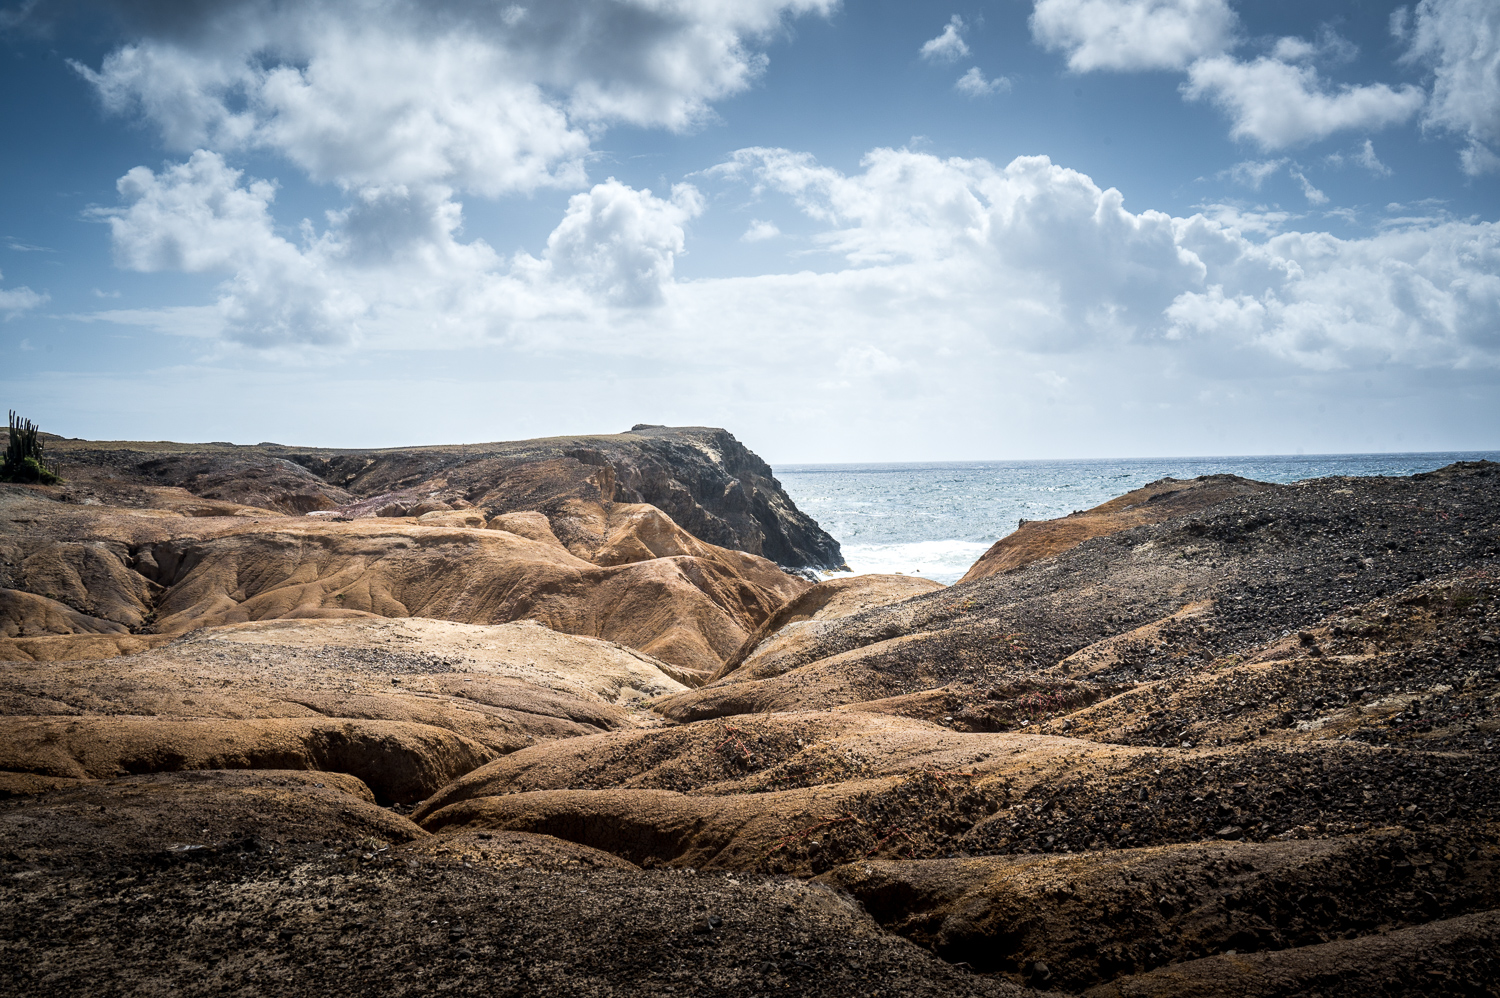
[582,425,843,570]
[57,447,354,515]
[44,425,843,571]
[958,474,1273,583]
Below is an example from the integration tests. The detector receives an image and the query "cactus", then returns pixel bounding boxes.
[1,410,60,484]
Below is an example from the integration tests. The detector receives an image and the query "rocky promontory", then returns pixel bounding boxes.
[1,440,1496,998]
[47,425,843,572]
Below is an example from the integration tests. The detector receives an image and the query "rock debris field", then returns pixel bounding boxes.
[0,429,1496,997]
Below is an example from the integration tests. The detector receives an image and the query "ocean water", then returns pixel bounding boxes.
[777,452,1500,586]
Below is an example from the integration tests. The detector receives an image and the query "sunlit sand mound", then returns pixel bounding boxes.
[414,662,1499,859]
[0,714,492,805]
[712,573,947,681]
[411,713,1149,871]
[0,617,689,803]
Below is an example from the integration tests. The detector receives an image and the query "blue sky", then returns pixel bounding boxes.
[0,0,1496,461]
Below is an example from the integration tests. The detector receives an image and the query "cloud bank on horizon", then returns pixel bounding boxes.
[0,0,1496,459]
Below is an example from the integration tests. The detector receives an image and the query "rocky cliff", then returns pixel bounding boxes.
[40,425,843,571]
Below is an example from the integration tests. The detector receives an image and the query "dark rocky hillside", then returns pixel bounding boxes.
[37,425,843,571]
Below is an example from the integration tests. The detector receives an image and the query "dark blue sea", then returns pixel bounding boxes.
[776,452,1500,585]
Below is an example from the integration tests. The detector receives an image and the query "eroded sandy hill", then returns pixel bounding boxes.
[0,482,808,676]
[2,455,1498,997]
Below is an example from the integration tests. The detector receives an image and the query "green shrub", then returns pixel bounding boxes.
[1,411,60,484]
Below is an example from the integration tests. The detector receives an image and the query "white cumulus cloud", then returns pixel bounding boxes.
[1030,0,1237,72]
[1030,4,1433,154]
[719,146,1235,351]
[741,219,781,242]
[100,141,1500,379]
[0,269,47,318]
[709,146,1500,373]
[71,0,831,347]
[73,0,836,197]
[543,179,703,307]
[94,150,703,346]
[955,67,1011,96]
[94,150,360,347]
[1166,218,1500,370]
[101,151,289,274]
[1183,54,1426,148]
[920,16,970,63]
[1404,0,1500,175]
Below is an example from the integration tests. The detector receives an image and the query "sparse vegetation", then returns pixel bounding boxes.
[0,410,59,484]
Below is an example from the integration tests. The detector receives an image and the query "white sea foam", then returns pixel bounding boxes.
[820,539,993,586]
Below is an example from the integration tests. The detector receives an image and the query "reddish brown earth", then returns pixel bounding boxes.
[1,436,1497,997]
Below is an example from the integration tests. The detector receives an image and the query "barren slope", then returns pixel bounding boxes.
[2,457,1497,997]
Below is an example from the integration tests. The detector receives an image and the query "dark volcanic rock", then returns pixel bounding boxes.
[656,460,1500,719]
[590,425,842,571]
[819,827,1500,990]
[0,841,1038,998]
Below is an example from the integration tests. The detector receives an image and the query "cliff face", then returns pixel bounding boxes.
[559,425,843,571]
[38,425,844,571]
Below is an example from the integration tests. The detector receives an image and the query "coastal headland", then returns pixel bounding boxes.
[1,427,1496,997]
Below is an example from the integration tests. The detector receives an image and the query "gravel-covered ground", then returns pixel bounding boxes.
[0,842,1036,998]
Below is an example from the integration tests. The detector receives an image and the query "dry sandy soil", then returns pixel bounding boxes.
[1,434,1497,997]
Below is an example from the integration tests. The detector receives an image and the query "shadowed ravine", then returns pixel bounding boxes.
[1,428,1496,997]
